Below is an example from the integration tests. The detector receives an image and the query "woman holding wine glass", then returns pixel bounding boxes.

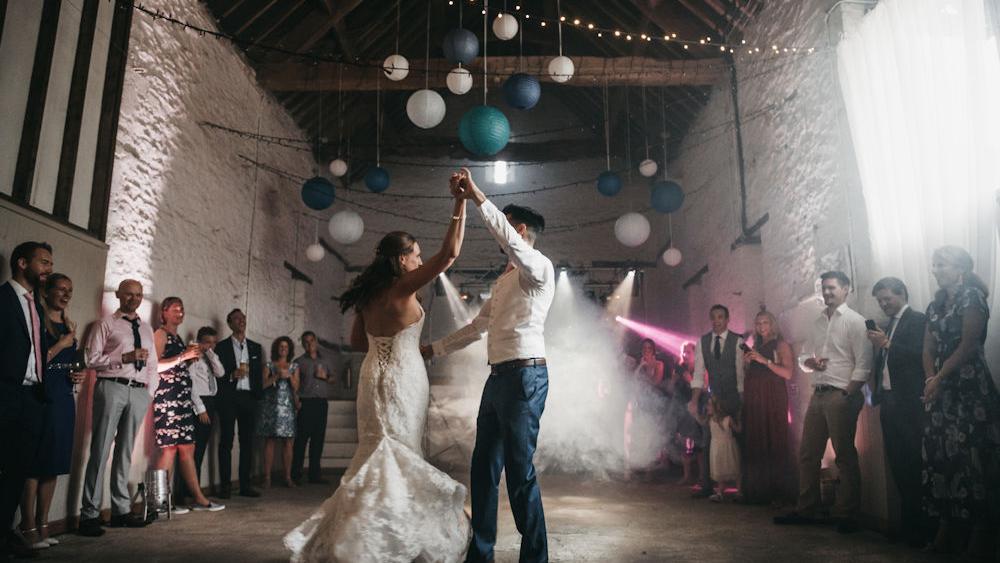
[18,273,85,550]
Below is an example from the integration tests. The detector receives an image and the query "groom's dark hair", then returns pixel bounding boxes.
[502,204,545,244]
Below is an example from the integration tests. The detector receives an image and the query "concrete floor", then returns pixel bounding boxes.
[35,471,941,562]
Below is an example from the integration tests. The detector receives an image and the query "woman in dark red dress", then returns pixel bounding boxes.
[741,310,794,505]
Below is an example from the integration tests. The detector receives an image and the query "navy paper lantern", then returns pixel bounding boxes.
[458,106,510,156]
[443,28,479,65]
[650,180,685,213]
[503,73,541,110]
[301,176,335,210]
[364,166,391,193]
[596,171,622,196]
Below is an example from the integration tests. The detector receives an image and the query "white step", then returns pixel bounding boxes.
[328,400,356,415]
[325,428,358,442]
[326,413,357,429]
[321,457,353,469]
[321,442,358,458]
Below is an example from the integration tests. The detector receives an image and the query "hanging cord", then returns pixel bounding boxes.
[642,84,649,159]
[395,0,401,54]
[624,86,632,181]
[660,87,668,180]
[316,69,323,174]
[337,63,343,157]
[668,214,673,248]
[424,0,431,90]
[244,96,263,313]
[556,0,563,56]
[483,0,489,104]
[518,5,524,72]
[603,78,610,170]
[376,70,382,166]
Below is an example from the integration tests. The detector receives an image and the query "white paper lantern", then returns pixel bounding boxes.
[328,158,348,177]
[639,158,658,178]
[614,212,650,247]
[492,13,518,40]
[548,56,574,83]
[447,66,473,95]
[383,54,409,81]
[328,210,364,244]
[406,89,446,129]
[305,243,325,262]
[662,247,682,266]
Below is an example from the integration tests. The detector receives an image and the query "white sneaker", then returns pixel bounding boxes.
[170,505,190,515]
[191,501,226,512]
[44,537,59,546]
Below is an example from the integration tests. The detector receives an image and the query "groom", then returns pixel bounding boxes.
[424,168,555,563]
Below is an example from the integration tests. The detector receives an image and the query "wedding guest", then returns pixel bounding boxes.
[79,279,158,536]
[921,247,1000,558]
[258,337,299,488]
[1,242,53,558]
[215,309,264,498]
[689,305,745,498]
[775,271,872,534]
[153,298,224,513]
[669,342,705,486]
[866,277,927,546]
[707,395,741,502]
[19,274,86,550]
[741,310,794,505]
[624,339,665,480]
[173,326,224,502]
[292,331,340,485]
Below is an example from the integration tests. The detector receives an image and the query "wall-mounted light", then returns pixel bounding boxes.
[493,160,508,184]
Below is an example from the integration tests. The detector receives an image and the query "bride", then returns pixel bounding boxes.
[285,173,471,562]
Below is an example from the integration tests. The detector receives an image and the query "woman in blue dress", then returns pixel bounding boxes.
[921,246,1000,558]
[18,274,84,549]
[258,336,300,488]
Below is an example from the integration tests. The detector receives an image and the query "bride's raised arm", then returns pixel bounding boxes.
[391,175,468,297]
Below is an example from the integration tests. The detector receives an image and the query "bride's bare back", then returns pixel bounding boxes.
[361,291,423,337]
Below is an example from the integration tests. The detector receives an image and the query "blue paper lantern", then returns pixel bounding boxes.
[364,166,391,193]
[301,176,335,210]
[596,171,622,197]
[458,106,510,156]
[443,28,479,65]
[503,73,541,110]
[651,180,684,213]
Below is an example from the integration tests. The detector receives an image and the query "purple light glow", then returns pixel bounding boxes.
[614,316,696,358]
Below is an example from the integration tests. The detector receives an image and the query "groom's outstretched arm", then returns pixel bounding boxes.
[430,297,493,357]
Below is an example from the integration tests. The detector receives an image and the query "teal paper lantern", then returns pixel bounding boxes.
[365,166,391,193]
[596,171,622,196]
[458,106,510,156]
[651,180,684,213]
[301,176,335,210]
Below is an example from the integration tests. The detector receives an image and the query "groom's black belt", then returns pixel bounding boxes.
[491,358,546,373]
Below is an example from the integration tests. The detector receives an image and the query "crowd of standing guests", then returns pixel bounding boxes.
[1,241,345,559]
[623,246,999,559]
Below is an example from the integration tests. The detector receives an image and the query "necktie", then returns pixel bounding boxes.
[24,291,44,382]
[885,316,898,340]
[713,335,722,360]
[128,317,145,372]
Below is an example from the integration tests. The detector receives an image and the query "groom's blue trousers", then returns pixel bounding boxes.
[467,364,548,563]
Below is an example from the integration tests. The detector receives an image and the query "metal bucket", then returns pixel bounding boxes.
[142,468,172,520]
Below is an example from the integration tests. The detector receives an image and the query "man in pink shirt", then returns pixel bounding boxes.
[78,279,159,536]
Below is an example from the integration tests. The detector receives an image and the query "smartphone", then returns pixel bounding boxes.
[865,319,877,331]
[739,342,752,353]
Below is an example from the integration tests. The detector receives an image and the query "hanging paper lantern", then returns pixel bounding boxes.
[596,171,622,197]
[447,66,473,95]
[364,166,391,193]
[614,212,650,247]
[458,106,510,156]
[548,55,574,83]
[382,54,409,81]
[300,176,335,210]
[406,89,446,129]
[443,28,479,65]
[328,159,348,177]
[328,209,365,244]
[662,247,682,267]
[305,243,325,262]
[650,180,685,213]
[492,13,518,41]
[638,159,658,178]
[503,73,541,110]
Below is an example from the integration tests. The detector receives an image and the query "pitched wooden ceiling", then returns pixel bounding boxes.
[202,0,761,165]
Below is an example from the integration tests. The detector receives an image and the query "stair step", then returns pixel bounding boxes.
[327,400,356,415]
[320,457,353,469]
[321,443,358,458]
[326,414,357,428]
[325,428,358,442]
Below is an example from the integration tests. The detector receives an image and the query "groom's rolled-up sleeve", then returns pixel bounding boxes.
[432,297,492,357]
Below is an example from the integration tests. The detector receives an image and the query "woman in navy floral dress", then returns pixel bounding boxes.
[921,246,1000,557]
[154,297,224,512]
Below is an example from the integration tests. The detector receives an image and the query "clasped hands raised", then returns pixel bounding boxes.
[448,167,479,200]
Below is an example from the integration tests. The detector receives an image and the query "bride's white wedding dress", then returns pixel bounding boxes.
[284,312,470,562]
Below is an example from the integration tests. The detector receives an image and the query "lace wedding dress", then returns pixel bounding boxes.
[284,312,470,562]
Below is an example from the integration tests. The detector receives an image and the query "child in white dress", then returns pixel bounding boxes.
[707,395,741,502]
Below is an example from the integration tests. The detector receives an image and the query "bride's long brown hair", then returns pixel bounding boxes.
[339,231,417,314]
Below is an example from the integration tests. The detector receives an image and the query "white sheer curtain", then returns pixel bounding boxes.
[837,0,1000,372]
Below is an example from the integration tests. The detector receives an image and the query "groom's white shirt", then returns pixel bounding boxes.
[431,199,555,364]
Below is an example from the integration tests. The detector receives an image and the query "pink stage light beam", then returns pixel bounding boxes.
[614,316,696,358]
